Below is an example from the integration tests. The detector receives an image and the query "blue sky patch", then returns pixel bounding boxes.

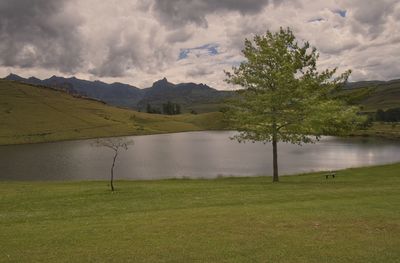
[179,50,190,60]
[178,43,219,60]
[334,9,347,17]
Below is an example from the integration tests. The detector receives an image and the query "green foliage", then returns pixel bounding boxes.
[147,101,182,115]
[1,163,400,262]
[146,103,161,114]
[225,27,364,145]
[225,28,365,181]
[162,101,181,115]
[335,87,374,105]
[375,107,400,122]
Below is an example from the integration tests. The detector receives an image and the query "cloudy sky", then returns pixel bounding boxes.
[0,0,399,89]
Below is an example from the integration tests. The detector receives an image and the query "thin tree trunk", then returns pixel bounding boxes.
[272,138,279,182]
[272,118,279,182]
[110,151,118,191]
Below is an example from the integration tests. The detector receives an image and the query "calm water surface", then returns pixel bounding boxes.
[1,131,400,181]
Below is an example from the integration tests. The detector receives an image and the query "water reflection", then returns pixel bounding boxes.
[1,131,400,181]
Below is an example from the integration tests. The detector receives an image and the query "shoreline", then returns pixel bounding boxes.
[0,128,228,147]
[1,162,399,183]
[1,126,400,147]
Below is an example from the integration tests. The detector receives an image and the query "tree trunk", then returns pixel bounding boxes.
[110,151,118,191]
[271,116,279,182]
[272,138,279,182]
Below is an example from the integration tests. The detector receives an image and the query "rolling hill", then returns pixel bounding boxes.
[342,79,400,111]
[4,74,232,113]
[0,80,225,145]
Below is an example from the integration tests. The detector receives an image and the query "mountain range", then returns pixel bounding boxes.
[4,73,400,113]
[4,74,232,113]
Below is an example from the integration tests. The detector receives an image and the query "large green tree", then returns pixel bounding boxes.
[225,28,364,182]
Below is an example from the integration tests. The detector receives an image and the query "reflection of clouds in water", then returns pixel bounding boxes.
[367,151,375,163]
[268,136,400,175]
[1,132,400,180]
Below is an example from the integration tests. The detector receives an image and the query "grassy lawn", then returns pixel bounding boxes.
[1,164,399,262]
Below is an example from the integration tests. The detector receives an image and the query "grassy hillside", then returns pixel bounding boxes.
[340,80,400,111]
[337,80,400,139]
[1,78,399,145]
[0,80,224,145]
[1,163,399,262]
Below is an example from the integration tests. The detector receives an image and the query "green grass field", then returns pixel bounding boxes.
[1,163,399,262]
[0,80,225,145]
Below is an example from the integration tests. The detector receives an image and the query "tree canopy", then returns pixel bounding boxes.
[225,27,364,182]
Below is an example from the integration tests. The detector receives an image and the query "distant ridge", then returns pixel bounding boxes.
[4,73,399,112]
[4,73,142,108]
[3,74,232,112]
[344,79,400,89]
[137,77,232,111]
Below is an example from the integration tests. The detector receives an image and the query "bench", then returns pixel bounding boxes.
[324,171,336,179]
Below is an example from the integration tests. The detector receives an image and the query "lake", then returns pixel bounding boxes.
[1,131,400,181]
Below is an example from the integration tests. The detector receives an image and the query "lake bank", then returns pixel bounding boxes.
[0,112,226,146]
[1,163,399,262]
[1,121,399,146]
[351,122,400,140]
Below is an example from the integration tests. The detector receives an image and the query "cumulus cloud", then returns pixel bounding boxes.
[150,0,273,27]
[345,0,398,38]
[0,0,83,73]
[0,0,399,88]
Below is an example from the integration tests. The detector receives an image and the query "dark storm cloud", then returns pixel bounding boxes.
[0,0,83,72]
[151,0,282,27]
[0,0,398,86]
